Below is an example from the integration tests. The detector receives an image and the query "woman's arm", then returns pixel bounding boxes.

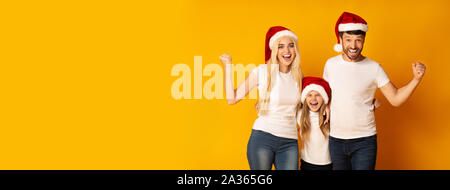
[220,53,258,105]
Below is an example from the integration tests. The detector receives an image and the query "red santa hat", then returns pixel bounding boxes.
[333,12,368,52]
[265,26,298,63]
[301,77,331,105]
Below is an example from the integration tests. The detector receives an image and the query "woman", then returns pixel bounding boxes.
[220,26,303,170]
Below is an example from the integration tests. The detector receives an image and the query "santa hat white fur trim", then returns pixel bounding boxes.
[334,23,367,52]
[269,30,298,50]
[301,84,329,105]
[338,23,368,32]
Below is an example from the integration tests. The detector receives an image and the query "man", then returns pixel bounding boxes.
[323,12,426,170]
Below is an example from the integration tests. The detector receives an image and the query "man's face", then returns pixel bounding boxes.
[340,32,365,61]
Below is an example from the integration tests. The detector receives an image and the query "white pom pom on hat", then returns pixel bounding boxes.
[333,43,343,52]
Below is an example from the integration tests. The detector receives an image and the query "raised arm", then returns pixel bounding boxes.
[220,53,258,105]
[380,62,426,107]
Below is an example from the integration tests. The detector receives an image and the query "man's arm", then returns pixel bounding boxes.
[380,62,426,107]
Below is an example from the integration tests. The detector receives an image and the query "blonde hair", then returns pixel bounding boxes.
[299,101,330,145]
[256,37,303,114]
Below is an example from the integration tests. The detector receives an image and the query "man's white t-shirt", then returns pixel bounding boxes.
[323,55,390,139]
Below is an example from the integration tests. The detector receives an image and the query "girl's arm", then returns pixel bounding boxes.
[220,53,258,105]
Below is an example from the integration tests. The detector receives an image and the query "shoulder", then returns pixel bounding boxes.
[364,58,385,70]
[326,55,341,63]
[364,57,378,64]
[257,64,267,70]
[252,64,267,87]
[252,64,267,76]
[324,55,341,73]
[325,55,341,67]
[252,64,266,72]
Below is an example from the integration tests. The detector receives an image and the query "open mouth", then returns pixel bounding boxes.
[282,54,292,62]
[348,49,358,54]
[309,101,319,109]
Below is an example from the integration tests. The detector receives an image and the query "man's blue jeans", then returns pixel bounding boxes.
[329,135,377,170]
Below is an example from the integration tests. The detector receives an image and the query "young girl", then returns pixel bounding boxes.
[297,77,333,170]
[220,26,303,170]
[298,77,381,170]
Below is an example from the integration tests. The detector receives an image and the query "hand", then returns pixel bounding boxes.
[373,98,381,110]
[412,62,426,80]
[219,53,232,66]
[324,104,330,124]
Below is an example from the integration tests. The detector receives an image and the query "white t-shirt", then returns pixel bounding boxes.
[323,55,390,139]
[251,64,301,139]
[297,111,332,165]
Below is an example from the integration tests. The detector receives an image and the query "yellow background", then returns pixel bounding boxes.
[0,0,449,169]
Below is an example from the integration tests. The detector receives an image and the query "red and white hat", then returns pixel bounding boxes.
[265,26,298,63]
[333,12,368,52]
[301,77,331,105]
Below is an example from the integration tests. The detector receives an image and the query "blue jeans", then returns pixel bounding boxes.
[247,130,299,170]
[329,135,377,170]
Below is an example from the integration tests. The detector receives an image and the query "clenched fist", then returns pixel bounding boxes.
[412,62,426,80]
[219,53,232,66]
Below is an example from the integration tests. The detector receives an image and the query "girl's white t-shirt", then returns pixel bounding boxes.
[297,111,332,165]
[251,64,301,140]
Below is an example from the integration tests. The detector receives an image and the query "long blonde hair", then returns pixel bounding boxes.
[299,102,330,145]
[255,37,303,114]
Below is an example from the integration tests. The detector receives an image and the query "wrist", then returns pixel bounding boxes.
[224,64,232,72]
[410,77,422,86]
[412,76,422,82]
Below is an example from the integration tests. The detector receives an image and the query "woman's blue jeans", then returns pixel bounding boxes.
[247,130,299,170]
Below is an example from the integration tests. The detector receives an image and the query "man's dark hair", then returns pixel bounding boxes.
[339,30,366,38]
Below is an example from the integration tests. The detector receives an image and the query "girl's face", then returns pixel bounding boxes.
[277,36,296,67]
[305,90,323,112]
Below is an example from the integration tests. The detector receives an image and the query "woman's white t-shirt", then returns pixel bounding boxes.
[251,64,301,140]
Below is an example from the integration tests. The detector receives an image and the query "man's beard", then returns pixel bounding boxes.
[344,48,362,60]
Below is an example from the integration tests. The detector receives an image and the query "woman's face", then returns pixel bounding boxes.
[277,36,296,67]
[305,90,323,112]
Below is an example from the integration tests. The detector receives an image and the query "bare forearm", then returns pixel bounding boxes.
[220,53,257,105]
[392,78,421,106]
[224,64,237,104]
[380,62,426,107]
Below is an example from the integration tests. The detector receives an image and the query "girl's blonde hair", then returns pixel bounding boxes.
[255,37,303,114]
[299,100,330,145]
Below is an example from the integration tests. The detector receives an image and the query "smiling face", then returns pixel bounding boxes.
[340,32,365,62]
[305,90,324,112]
[276,36,296,67]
